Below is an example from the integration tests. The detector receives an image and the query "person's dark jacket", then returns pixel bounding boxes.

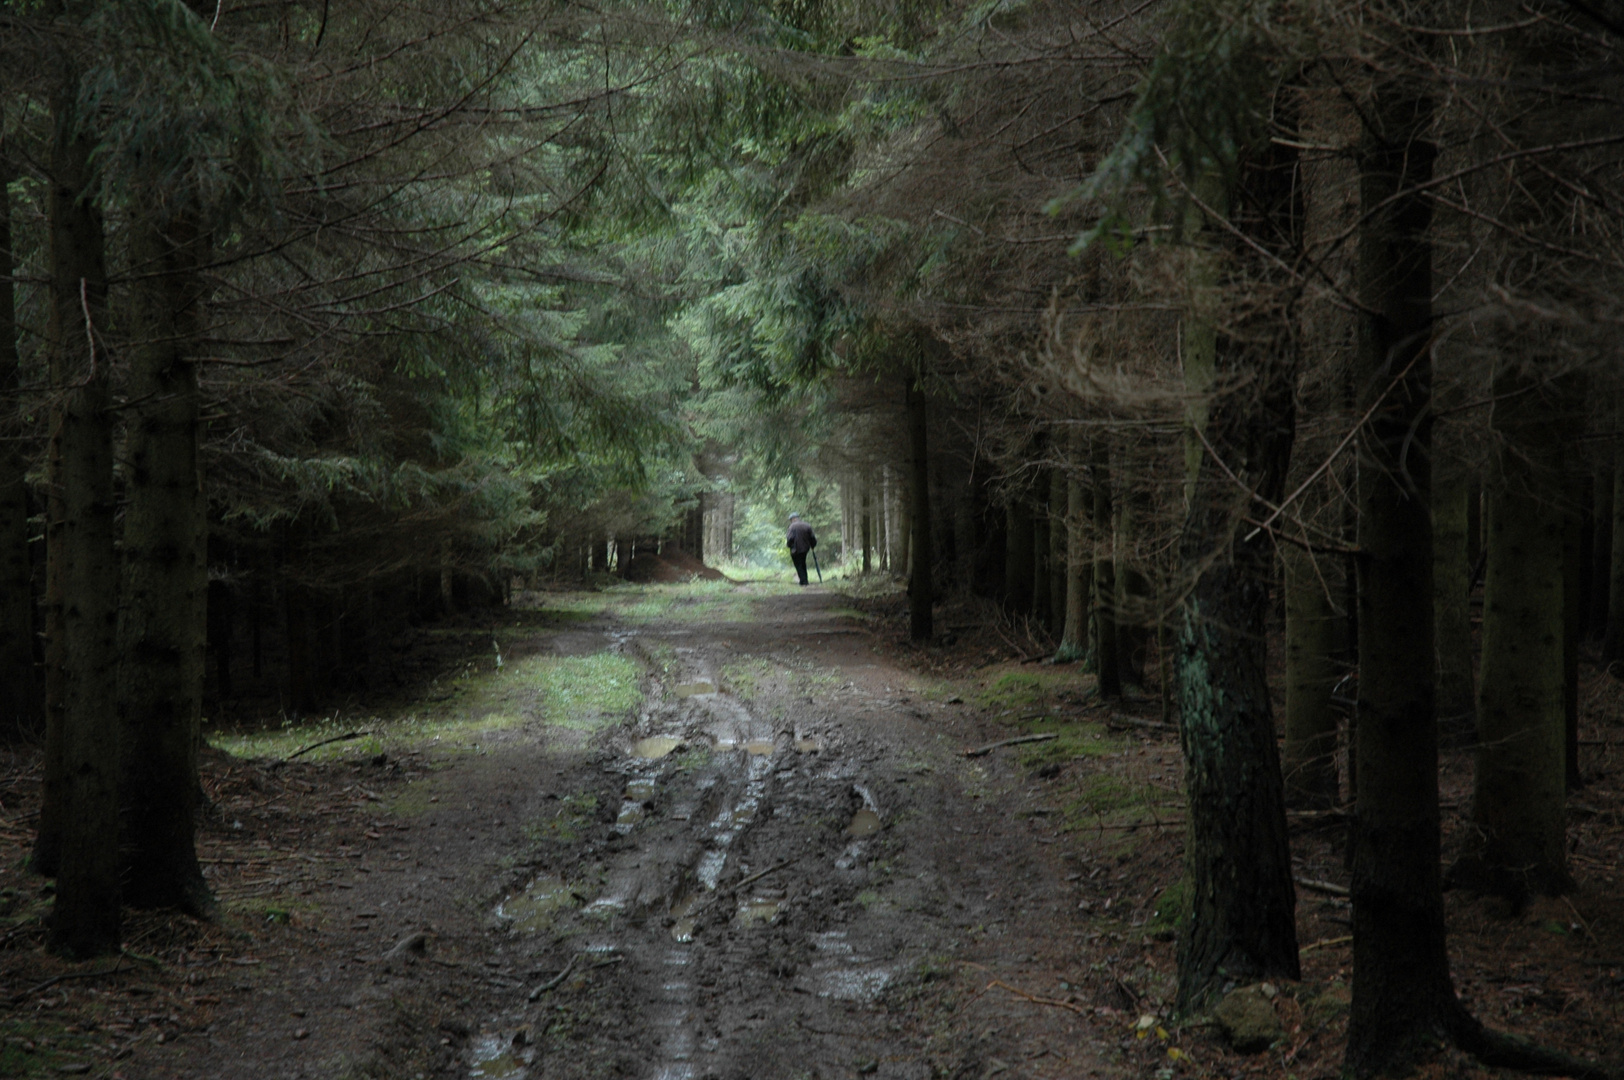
[786,520,817,555]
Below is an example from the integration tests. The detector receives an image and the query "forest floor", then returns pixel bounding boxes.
[1,575,1622,1080]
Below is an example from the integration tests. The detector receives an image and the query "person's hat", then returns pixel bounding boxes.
[788,512,800,520]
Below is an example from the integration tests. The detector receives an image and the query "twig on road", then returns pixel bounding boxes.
[527,953,580,1000]
[964,733,1058,757]
[729,857,801,892]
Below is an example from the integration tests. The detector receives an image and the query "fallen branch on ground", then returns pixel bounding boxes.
[1300,935,1353,954]
[986,979,1090,1016]
[1294,877,1350,897]
[729,857,800,892]
[9,960,126,1005]
[284,731,372,762]
[527,953,580,1000]
[964,733,1058,757]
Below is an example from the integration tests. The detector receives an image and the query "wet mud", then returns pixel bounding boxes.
[113,587,1124,1080]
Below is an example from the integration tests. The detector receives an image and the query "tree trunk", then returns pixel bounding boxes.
[1115,493,1150,686]
[861,479,872,573]
[44,86,121,956]
[1092,444,1121,700]
[0,142,40,739]
[1564,487,1582,793]
[1433,472,1476,743]
[1004,499,1033,612]
[1452,361,1575,902]
[1344,90,1457,1078]
[907,378,933,641]
[1590,466,1612,637]
[1171,137,1301,1011]
[1031,474,1051,632]
[1056,467,1090,662]
[1049,469,1066,637]
[1282,546,1340,809]
[1602,467,1624,666]
[117,210,213,917]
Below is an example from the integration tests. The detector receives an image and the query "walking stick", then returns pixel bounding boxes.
[812,550,822,583]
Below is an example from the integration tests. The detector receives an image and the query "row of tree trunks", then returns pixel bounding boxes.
[701,490,734,565]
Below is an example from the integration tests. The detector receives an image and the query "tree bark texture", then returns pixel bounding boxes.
[44,88,121,956]
[1563,489,1581,792]
[1603,467,1624,666]
[1092,445,1121,698]
[906,378,933,641]
[1056,469,1090,663]
[1345,91,1458,1078]
[0,144,40,739]
[1590,466,1611,636]
[1433,472,1476,742]
[1004,499,1033,613]
[1171,141,1301,1010]
[1048,469,1066,637]
[1282,547,1339,808]
[1031,477,1051,631]
[1456,366,1574,902]
[117,211,213,916]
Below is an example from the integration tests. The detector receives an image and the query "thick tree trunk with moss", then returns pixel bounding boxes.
[907,378,932,642]
[1171,131,1303,1012]
[1433,472,1476,743]
[1092,445,1121,701]
[43,87,121,956]
[117,211,214,917]
[0,145,40,740]
[1283,547,1339,808]
[1344,91,1459,1078]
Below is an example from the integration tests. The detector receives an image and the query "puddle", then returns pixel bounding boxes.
[794,739,821,753]
[814,966,894,1001]
[469,1033,528,1078]
[674,681,716,697]
[625,778,658,801]
[736,897,781,925]
[846,809,882,837]
[742,740,776,757]
[495,876,574,933]
[633,736,683,759]
[669,895,701,942]
[696,850,728,890]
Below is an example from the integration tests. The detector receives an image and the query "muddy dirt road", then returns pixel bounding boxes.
[7,579,1622,1079]
[114,584,1154,1080]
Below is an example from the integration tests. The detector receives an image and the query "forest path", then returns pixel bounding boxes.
[126,582,1159,1080]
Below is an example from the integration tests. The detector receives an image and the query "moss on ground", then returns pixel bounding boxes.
[214,650,642,761]
[1016,721,1126,769]
[1062,774,1172,829]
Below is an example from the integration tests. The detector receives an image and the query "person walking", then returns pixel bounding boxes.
[786,513,817,586]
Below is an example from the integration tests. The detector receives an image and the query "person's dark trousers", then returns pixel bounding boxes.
[792,552,809,585]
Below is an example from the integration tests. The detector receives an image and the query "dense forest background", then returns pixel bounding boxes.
[4,0,1624,1075]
